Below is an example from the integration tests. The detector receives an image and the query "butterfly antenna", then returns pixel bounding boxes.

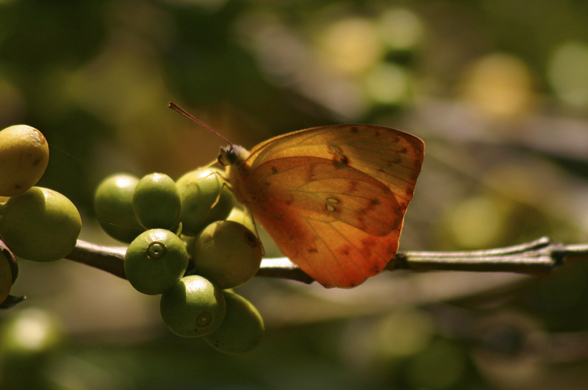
[168,101,233,146]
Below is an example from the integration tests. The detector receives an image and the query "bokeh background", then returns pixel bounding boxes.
[2,0,588,388]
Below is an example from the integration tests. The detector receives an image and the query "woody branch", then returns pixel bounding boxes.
[62,236,580,284]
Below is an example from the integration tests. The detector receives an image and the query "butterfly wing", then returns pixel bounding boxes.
[230,124,424,288]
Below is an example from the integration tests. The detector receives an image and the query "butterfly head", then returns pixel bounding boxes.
[218,144,250,168]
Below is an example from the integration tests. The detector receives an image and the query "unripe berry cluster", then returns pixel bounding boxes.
[0,125,264,354]
[95,169,264,354]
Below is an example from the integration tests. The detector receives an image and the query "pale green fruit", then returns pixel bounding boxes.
[0,125,49,197]
[227,207,255,234]
[176,167,235,236]
[204,291,264,354]
[124,229,189,295]
[133,173,181,230]
[189,220,262,289]
[160,275,226,338]
[0,187,81,262]
[94,174,144,243]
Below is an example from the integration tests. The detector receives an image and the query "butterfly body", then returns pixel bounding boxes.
[220,124,424,288]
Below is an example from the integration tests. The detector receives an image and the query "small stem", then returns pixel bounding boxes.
[66,240,127,279]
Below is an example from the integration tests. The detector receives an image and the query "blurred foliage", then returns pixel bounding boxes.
[3,0,588,389]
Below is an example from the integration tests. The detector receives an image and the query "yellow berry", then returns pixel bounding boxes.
[0,125,49,196]
[0,187,81,262]
[189,221,262,289]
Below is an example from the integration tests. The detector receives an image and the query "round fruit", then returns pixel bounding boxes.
[189,220,262,289]
[94,174,144,243]
[124,229,189,295]
[227,207,255,234]
[0,187,81,262]
[133,173,181,230]
[0,125,49,197]
[176,167,235,236]
[204,291,264,354]
[160,275,226,338]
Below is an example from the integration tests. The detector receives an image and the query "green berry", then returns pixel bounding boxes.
[204,291,264,354]
[94,174,144,243]
[189,220,262,289]
[124,229,189,295]
[159,275,226,338]
[176,167,235,236]
[133,173,181,230]
[0,187,81,262]
[0,125,49,197]
[227,207,255,234]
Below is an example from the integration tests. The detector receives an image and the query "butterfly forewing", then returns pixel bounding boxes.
[232,124,424,288]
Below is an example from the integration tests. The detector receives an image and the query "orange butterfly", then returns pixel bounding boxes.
[170,104,424,288]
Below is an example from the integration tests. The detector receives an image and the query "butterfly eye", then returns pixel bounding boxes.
[219,145,250,167]
[218,147,231,166]
[218,154,228,166]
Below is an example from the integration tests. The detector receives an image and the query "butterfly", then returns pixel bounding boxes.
[169,104,424,288]
[220,124,424,288]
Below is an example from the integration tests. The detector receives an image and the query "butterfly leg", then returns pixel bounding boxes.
[197,171,233,224]
[248,211,265,257]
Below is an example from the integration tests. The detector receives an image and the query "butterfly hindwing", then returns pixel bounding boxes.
[247,195,397,288]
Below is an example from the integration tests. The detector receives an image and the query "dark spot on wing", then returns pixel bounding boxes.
[361,236,377,248]
[351,126,359,133]
[304,164,317,182]
[283,195,295,206]
[271,166,278,174]
[328,144,349,166]
[356,215,367,230]
[385,156,402,167]
[339,246,351,256]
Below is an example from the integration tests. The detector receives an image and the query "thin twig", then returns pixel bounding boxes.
[393,237,566,274]
[60,237,579,285]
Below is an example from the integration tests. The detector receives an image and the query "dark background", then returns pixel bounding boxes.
[2,0,588,388]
